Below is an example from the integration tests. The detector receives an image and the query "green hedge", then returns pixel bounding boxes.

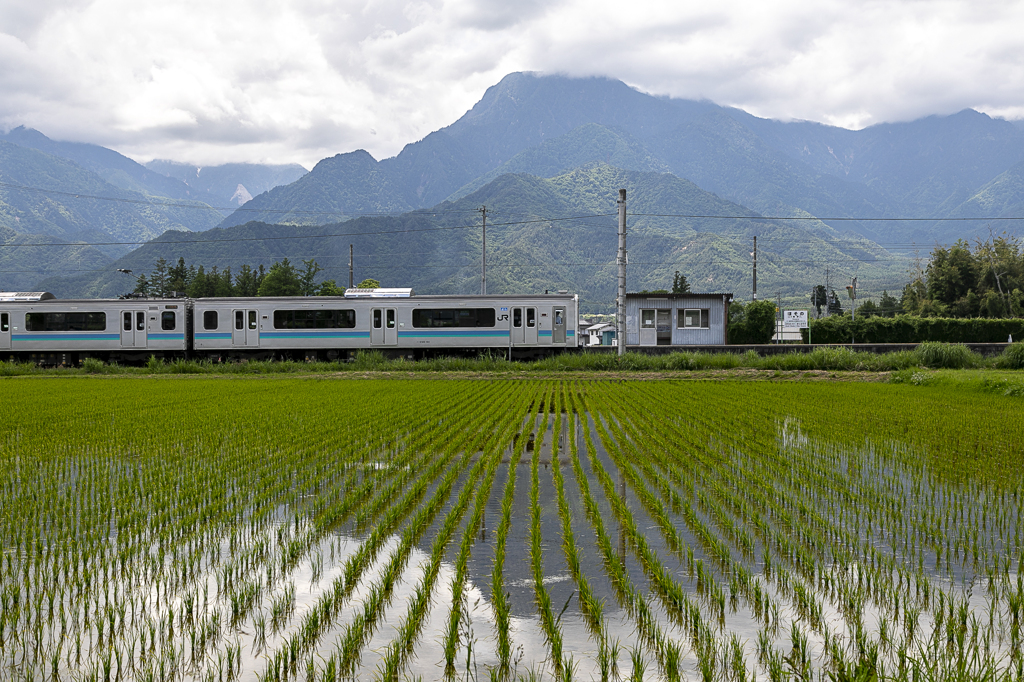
[728,300,777,344]
[801,315,1024,344]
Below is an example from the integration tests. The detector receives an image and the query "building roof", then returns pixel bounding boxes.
[626,292,733,299]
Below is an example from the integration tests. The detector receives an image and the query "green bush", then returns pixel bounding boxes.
[730,300,777,344]
[996,343,1024,370]
[915,342,980,369]
[81,357,105,374]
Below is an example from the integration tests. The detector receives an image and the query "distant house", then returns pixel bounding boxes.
[586,323,617,346]
[577,319,593,345]
[625,293,732,345]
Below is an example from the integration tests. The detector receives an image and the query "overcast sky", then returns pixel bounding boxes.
[2,0,1023,168]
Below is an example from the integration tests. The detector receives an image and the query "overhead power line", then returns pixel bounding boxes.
[0,213,616,248]
[629,212,1024,222]
[4,179,1024,222]
[0,180,484,217]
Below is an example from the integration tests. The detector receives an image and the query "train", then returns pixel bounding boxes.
[0,289,579,364]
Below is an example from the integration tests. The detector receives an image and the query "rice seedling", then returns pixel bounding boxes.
[2,375,1023,681]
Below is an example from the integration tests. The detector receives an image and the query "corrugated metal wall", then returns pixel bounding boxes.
[625,295,729,345]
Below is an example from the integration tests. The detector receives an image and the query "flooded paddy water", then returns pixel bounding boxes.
[1,377,1023,681]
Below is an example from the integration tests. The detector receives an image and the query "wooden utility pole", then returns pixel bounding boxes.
[752,236,757,301]
[348,244,353,289]
[617,189,627,357]
[480,206,487,295]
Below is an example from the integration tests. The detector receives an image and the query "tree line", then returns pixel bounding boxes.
[899,236,1024,318]
[132,257,378,298]
[809,236,1024,320]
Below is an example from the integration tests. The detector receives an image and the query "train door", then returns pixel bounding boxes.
[232,309,259,347]
[510,307,524,345]
[0,311,10,350]
[371,308,397,346]
[525,307,538,344]
[120,310,148,349]
[552,306,566,345]
[639,309,656,345]
[384,308,397,345]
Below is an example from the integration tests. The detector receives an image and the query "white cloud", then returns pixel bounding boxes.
[1,0,1022,166]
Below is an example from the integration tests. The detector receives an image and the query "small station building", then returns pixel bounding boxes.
[625,292,732,346]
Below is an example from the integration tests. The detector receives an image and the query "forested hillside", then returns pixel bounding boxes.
[40,164,903,310]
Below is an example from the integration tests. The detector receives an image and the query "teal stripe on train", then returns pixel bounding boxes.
[13,334,120,341]
[398,330,510,338]
[261,331,370,339]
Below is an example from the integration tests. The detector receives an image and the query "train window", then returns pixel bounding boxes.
[123,312,131,331]
[161,311,175,331]
[526,308,536,328]
[0,313,7,332]
[680,309,710,329]
[273,309,356,329]
[248,310,257,330]
[235,311,244,330]
[412,308,496,328]
[554,310,563,326]
[386,309,395,329]
[513,308,522,328]
[204,311,218,330]
[136,312,145,331]
[26,312,106,332]
[373,309,382,329]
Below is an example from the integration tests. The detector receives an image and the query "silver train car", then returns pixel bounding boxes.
[0,290,578,363]
[0,292,189,364]
[192,292,578,360]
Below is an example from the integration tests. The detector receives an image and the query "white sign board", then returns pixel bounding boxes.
[783,310,809,328]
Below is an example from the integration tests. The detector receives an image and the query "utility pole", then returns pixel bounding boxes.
[480,206,487,295]
[617,189,627,357]
[776,292,782,344]
[348,244,353,289]
[825,266,830,316]
[846,276,858,345]
[752,236,757,301]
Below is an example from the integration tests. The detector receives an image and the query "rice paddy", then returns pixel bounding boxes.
[1,376,1023,681]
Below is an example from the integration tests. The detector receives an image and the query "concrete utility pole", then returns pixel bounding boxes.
[752,236,757,301]
[617,189,627,357]
[348,244,354,289]
[480,206,487,295]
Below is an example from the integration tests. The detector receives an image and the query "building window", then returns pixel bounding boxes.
[26,312,107,332]
[161,311,176,330]
[274,309,356,329]
[679,309,710,329]
[203,311,218,330]
[412,308,496,328]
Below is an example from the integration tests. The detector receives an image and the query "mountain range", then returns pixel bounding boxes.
[218,73,1024,247]
[6,72,1024,304]
[0,128,306,290]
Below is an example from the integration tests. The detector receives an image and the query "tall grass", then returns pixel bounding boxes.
[5,341,1024,375]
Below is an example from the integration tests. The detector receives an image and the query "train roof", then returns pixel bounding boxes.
[0,292,56,301]
[190,293,578,302]
[3,293,579,304]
